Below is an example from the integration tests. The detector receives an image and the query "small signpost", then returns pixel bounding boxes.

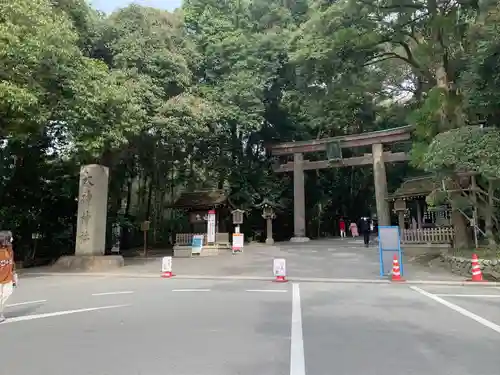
[191,234,204,255]
[161,256,173,278]
[378,226,403,277]
[141,220,150,257]
[273,258,287,282]
[207,210,216,244]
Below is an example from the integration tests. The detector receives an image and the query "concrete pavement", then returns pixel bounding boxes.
[20,238,462,283]
[2,275,500,375]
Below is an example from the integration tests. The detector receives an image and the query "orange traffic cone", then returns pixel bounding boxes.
[274,275,288,283]
[160,256,175,278]
[161,271,174,278]
[391,254,404,282]
[469,253,484,282]
[273,259,288,282]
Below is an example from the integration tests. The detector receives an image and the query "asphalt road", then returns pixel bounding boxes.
[2,275,500,375]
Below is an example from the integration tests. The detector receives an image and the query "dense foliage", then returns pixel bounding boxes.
[2,0,500,260]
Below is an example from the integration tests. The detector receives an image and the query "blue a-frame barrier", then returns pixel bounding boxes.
[378,226,404,277]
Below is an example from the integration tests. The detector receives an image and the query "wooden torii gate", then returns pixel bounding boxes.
[270,126,413,241]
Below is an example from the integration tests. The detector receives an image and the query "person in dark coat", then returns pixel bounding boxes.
[358,217,371,247]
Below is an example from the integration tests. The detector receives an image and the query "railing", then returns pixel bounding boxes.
[402,228,454,244]
[216,232,230,245]
[175,232,230,246]
[175,233,206,246]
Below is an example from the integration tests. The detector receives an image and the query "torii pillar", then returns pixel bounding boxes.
[290,153,310,242]
[372,143,391,226]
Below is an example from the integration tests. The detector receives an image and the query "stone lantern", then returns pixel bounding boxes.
[231,209,245,233]
[393,199,407,231]
[257,199,277,245]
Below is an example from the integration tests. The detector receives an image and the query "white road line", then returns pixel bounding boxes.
[7,300,47,307]
[172,289,211,292]
[92,291,134,296]
[1,304,128,325]
[435,294,500,298]
[32,276,111,289]
[411,286,500,334]
[290,283,305,375]
[246,289,287,293]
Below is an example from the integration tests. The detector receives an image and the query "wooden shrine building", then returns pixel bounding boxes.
[170,189,232,256]
[388,176,454,245]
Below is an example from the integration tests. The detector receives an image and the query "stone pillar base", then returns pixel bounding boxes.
[53,255,124,272]
[265,238,275,245]
[290,236,310,243]
[173,246,192,258]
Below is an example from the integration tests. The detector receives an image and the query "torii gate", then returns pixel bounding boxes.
[270,126,413,242]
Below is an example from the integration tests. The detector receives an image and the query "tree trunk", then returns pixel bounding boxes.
[428,0,467,248]
[450,188,469,249]
[99,147,114,168]
[317,201,322,238]
[485,179,496,246]
[155,188,167,243]
[428,0,465,130]
[188,151,195,190]
[451,208,469,249]
[145,176,154,221]
[449,184,469,249]
[471,175,479,249]
[125,178,133,216]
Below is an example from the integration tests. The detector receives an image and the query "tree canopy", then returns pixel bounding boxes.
[3,0,500,260]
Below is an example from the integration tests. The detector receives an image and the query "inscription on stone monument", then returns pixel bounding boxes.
[78,170,94,244]
[75,164,109,256]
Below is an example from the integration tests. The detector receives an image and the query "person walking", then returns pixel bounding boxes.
[359,217,371,247]
[339,218,346,238]
[0,232,15,323]
[349,221,359,237]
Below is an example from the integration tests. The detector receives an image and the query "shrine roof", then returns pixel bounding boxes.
[388,174,472,200]
[388,176,436,200]
[171,189,228,209]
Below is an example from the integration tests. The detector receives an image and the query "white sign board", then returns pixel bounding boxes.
[162,256,172,273]
[232,233,244,253]
[273,258,286,277]
[207,210,216,243]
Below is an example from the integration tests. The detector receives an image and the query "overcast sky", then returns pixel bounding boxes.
[90,0,182,13]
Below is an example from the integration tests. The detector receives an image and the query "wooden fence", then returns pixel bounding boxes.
[175,233,206,246]
[402,228,454,244]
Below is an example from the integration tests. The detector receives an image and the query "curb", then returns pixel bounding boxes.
[18,272,500,286]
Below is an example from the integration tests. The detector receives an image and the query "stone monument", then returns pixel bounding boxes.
[54,164,124,271]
